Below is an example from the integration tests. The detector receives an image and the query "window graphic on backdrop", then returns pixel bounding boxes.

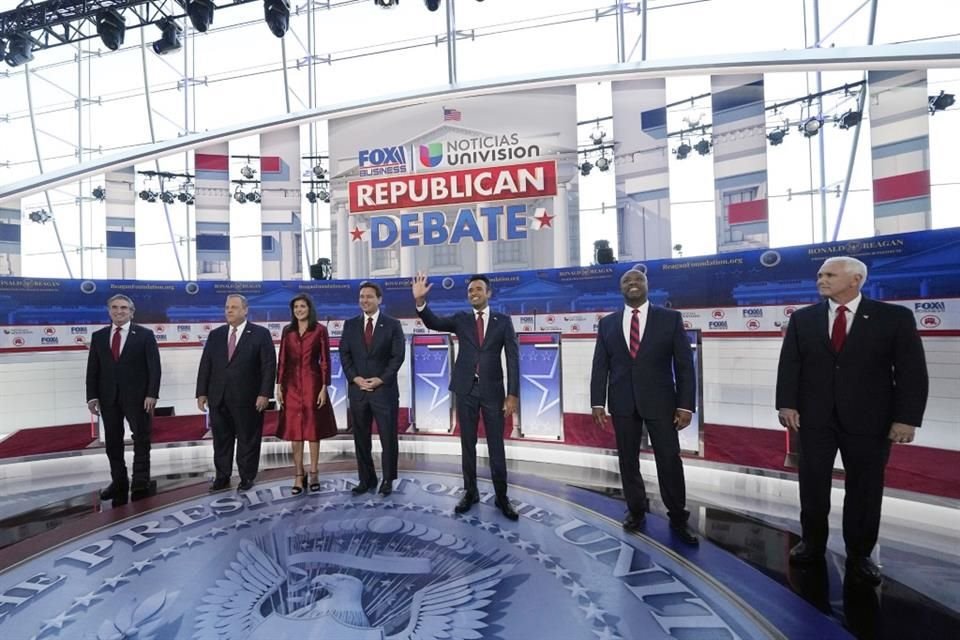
[328,87,578,278]
[104,166,137,279]
[0,204,20,276]
[260,127,303,280]
[195,143,232,280]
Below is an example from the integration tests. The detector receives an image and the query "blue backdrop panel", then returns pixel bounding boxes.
[518,333,563,440]
[411,335,453,433]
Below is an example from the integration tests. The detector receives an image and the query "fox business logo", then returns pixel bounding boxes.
[519,316,535,324]
[70,326,88,335]
[177,324,192,332]
[708,321,728,330]
[41,336,59,345]
[155,334,168,342]
[742,308,763,318]
[358,146,408,177]
[914,301,945,313]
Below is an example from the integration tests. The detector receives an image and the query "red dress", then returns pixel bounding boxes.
[276,324,338,441]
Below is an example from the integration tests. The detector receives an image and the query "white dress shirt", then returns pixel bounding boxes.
[363,310,380,335]
[228,320,247,349]
[111,321,131,355]
[622,301,649,347]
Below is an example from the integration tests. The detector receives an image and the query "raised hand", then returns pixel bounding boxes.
[412,271,433,306]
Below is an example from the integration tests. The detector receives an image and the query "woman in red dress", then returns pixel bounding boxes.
[276,293,338,494]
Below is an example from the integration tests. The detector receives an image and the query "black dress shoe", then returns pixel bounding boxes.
[130,480,157,502]
[846,556,882,586]
[495,496,519,521]
[670,521,700,545]
[789,541,825,566]
[237,479,255,492]
[622,513,646,532]
[99,482,128,501]
[209,477,230,492]
[454,493,480,514]
[352,480,377,496]
[378,480,393,497]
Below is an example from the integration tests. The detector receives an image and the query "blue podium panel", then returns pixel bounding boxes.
[411,335,453,433]
[518,333,563,440]
[329,339,349,432]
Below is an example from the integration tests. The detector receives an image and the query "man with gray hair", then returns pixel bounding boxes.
[197,294,277,492]
[86,294,161,505]
[776,256,928,585]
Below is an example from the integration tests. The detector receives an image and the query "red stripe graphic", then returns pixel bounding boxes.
[728,199,768,224]
[873,170,930,203]
[195,154,229,171]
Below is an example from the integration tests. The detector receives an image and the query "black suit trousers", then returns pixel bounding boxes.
[797,413,891,557]
[100,402,152,487]
[456,381,509,498]
[210,401,264,483]
[349,395,399,485]
[611,411,688,523]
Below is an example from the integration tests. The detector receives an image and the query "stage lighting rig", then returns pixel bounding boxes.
[160,190,176,204]
[425,0,441,10]
[139,189,157,203]
[95,9,125,51]
[4,34,34,67]
[306,191,318,204]
[188,0,216,33]
[264,0,290,38]
[313,165,327,179]
[767,127,788,146]
[579,160,593,177]
[153,18,182,55]
[595,155,610,172]
[233,186,247,204]
[836,110,862,129]
[92,186,106,201]
[28,209,51,224]
[929,90,955,114]
[590,129,607,145]
[675,141,692,160]
[375,0,400,8]
[800,115,823,138]
[317,188,330,203]
[240,164,257,179]
[693,138,712,156]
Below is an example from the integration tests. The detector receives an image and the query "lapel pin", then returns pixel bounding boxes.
[862,315,869,319]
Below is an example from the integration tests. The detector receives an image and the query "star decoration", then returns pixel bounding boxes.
[533,208,555,229]
[255,512,275,522]
[579,601,608,624]
[477,520,497,531]
[208,526,228,538]
[593,627,622,640]
[549,565,572,580]
[318,501,337,511]
[419,505,437,514]
[363,500,378,508]
[127,559,154,574]
[497,529,515,541]
[278,507,296,517]
[38,610,73,633]
[400,502,418,511]
[182,535,204,548]
[350,225,366,241]
[298,505,317,514]
[459,514,478,524]
[533,550,556,565]
[232,518,252,528]
[566,582,590,600]
[514,539,535,551]
[69,592,102,610]
[521,349,560,418]
[99,574,130,591]
[154,546,179,560]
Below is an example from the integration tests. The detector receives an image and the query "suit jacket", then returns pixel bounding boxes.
[196,322,277,408]
[590,306,695,418]
[339,313,406,404]
[776,297,928,435]
[417,305,519,402]
[86,323,161,407]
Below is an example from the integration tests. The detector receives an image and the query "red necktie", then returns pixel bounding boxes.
[629,309,641,358]
[111,326,121,361]
[475,311,484,374]
[831,305,848,352]
[228,327,237,360]
[364,317,374,347]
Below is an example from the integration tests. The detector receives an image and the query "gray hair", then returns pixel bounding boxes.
[822,256,868,286]
[226,293,249,309]
[106,294,135,311]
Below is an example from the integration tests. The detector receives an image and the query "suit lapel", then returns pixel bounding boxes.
[612,310,631,356]
[843,298,873,353]
[367,315,387,353]
[814,301,832,353]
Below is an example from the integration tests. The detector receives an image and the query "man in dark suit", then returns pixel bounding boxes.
[196,294,277,492]
[590,269,698,544]
[776,256,928,585]
[86,294,161,505]
[339,281,406,497]
[412,272,520,520]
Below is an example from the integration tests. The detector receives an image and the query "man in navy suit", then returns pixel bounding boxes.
[86,294,161,505]
[413,273,520,520]
[196,294,277,492]
[590,269,698,544]
[777,256,928,585]
[339,281,406,496]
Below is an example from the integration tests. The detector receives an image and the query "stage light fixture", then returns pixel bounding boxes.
[837,110,862,129]
[306,191,318,204]
[801,116,823,138]
[767,128,788,146]
[312,164,327,179]
[178,192,189,203]
[187,0,216,33]
[233,187,246,204]
[264,0,291,38]
[579,161,593,177]
[28,209,51,224]
[96,9,126,51]
[593,239,616,265]
[160,191,176,204]
[0,39,6,62]
[374,0,400,8]
[4,34,34,67]
[139,189,157,202]
[694,138,712,156]
[425,0,441,10]
[153,18,182,55]
[675,141,691,160]
[92,186,106,201]
[240,165,256,179]
[318,188,330,203]
[929,90,955,114]
[595,156,610,172]
[245,190,262,203]
[590,129,606,145]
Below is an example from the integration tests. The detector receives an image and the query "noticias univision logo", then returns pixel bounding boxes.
[419,143,443,168]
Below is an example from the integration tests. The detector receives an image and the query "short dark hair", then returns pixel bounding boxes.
[467,274,491,290]
[359,281,382,298]
[286,293,318,334]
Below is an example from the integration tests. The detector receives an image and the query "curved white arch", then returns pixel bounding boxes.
[2,41,958,203]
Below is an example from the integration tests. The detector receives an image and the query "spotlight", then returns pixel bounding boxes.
[233,187,246,204]
[801,116,823,138]
[675,141,692,160]
[178,192,190,203]
[306,191,318,204]
[152,18,182,55]
[425,0,441,10]
[595,156,610,172]
[245,191,260,203]
[318,188,330,203]
[929,90,955,114]
[590,129,606,145]
[0,39,6,61]
[593,239,616,265]
[92,186,106,201]
[4,34,34,67]
[186,196,195,206]
[767,128,788,146]
[187,0,216,33]
[264,0,290,38]
[139,189,157,202]
[96,9,126,51]
[694,138,712,155]
[310,257,333,280]
[374,0,400,7]
[28,209,51,224]
[579,161,593,177]
[240,165,256,179]
[312,164,327,179]
[160,191,176,204]
[837,110,862,129]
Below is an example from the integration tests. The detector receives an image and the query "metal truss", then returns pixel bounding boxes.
[0,0,258,53]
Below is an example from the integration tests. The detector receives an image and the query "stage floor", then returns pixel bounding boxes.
[0,449,957,639]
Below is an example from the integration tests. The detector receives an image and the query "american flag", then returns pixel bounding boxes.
[443,107,462,122]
